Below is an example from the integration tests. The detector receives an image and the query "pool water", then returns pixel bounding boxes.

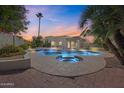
[56,55,83,63]
[36,48,101,63]
[37,49,101,56]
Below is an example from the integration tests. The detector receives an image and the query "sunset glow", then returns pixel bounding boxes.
[21,5,87,41]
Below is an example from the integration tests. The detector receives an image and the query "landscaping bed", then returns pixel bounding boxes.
[0,45,31,71]
[0,55,24,60]
[0,45,25,57]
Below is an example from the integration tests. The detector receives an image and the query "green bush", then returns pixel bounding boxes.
[31,37,43,48]
[19,44,29,50]
[0,45,25,57]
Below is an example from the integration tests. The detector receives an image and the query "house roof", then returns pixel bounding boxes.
[45,35,85,41]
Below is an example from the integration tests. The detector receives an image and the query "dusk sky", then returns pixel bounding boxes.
[22,5,88,41]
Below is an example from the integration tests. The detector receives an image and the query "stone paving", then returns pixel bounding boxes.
[31,53,106,77]
[0,57,124,88]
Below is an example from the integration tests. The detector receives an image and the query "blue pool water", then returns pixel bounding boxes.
[37,48,101,56]
[56,55,83,63]
[36,48,101,63]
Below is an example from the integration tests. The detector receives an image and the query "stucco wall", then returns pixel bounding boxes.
[45,36,86,49]
[46,36,69,48]
[0,32,25,48]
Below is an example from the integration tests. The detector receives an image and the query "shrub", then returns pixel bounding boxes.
[0,45,25,57]
[19,44,29,50]
[31,37,43,48]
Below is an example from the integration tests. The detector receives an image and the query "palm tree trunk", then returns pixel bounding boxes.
[105,38,124,65]
[38,17,41,37]
[113,30,124,63]
[114,30,124,49]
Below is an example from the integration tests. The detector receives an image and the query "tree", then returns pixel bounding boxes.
[0,5,29,46]
[31,36,43,48]
[36,13,43,37]
[80,5,124,64]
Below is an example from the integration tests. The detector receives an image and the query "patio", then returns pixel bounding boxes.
[0,56,124,88]
[31,52,106,77]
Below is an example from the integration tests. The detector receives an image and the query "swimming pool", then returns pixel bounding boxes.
[32,48,106,76]
[36,48,101,63]
[36,48,101,56]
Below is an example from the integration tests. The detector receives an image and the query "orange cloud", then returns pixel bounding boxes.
[43,25,81,37]
[22,35,32,41]
[21,25,95,43]
[21,25,81,40]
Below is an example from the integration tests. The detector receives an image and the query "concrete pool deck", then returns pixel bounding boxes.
[0,56,124,88]
[30,51,107,77]
[0,50,123,88]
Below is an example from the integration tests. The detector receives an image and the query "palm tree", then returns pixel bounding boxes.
[36,13,43,37]
[80,5,124,64]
